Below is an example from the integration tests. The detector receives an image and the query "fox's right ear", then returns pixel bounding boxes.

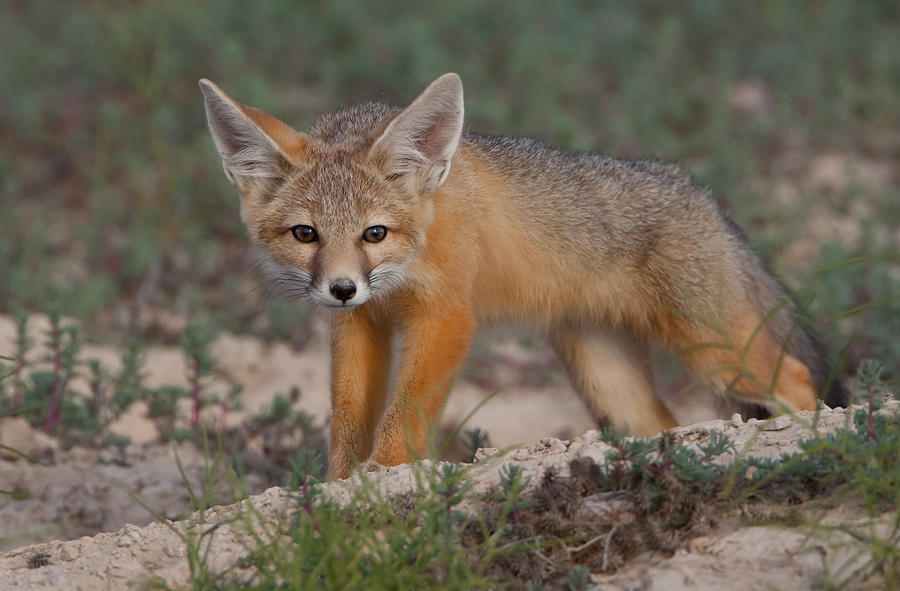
[199,79,307,184]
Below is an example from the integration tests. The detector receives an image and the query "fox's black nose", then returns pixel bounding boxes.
[329,278,357,303]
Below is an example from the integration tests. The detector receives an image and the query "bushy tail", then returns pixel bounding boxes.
[736,233,849,410]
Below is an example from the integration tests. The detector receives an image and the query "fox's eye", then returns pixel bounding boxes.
[291,225,318,243]
[362,225,387,243]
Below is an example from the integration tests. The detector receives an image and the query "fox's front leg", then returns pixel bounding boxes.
[327,309,391,481]
[369,304,476,468]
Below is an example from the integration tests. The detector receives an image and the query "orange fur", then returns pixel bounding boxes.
[327,308,391,480]
[240,104,310,163]
[662,303,819,412]
[369,302,477,467]
[200,74,843,481]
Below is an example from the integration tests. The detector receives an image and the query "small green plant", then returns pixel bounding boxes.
[5,310,86,441]
[856,358,890,405]
[145,385,183,442]
[234,388,329,485]
[181,320,216,430]
[40,308,82,435]
[114,341,147,412]
[139,319,246,445]
[0,312,159,448]
[566,565,591,591]
[461,427,491,462]
[9,310,30,411]
[287,448,324,489]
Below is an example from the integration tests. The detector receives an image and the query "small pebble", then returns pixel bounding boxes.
[576,444,610,465]
[688,535,712,554]
[580,429,600,444]
[539,437,567,454]
[473,447,499,463]
[764,415,791,431]
[792,546,826,573]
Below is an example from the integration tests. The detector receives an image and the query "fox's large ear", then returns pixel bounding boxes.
[199,79,307,184]
[370,73,464,193]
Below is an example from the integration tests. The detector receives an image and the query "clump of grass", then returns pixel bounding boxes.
[151,319,244,444]
[1,310,329,490]
[0,312,148,449]
[183,321,216,430]
[226,388,329,486]
[40,308,81,435]
[1,312,150,449]
[205,464,501,590]
[142,440,247,590]
[9,311,30,410]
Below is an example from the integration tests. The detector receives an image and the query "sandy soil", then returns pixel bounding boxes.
[0,313,724,552]
[0,314,615,448]
[0,404,893,590]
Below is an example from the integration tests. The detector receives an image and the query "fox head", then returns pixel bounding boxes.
[199,73,464,311]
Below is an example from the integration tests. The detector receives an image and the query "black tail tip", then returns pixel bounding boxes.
[824,380,851,408]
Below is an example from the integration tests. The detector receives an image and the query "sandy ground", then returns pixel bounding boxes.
[3,313,883,589]
[0,404,893,590]
[0,313,724,551]
[0,314,621,449]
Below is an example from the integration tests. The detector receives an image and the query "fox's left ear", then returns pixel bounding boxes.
[370,73,464,193]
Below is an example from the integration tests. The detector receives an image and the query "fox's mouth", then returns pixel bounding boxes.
[317,302,360,314]
[309,289,365,307]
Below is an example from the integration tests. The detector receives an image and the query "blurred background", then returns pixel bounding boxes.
[0,0,899,546]
[2,0,898,363]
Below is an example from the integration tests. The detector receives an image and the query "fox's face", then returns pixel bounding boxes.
[246,155,429,310]
[200,74,464,311]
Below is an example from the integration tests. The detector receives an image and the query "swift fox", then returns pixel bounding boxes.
[200,73,847,480]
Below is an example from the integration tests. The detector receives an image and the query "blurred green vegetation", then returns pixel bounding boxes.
[1,1,898,378]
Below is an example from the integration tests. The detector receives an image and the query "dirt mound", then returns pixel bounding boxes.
[1,404,892,590]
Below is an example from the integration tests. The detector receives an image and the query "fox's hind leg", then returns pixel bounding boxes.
[549,324,677,436]
[663,301,819,413]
